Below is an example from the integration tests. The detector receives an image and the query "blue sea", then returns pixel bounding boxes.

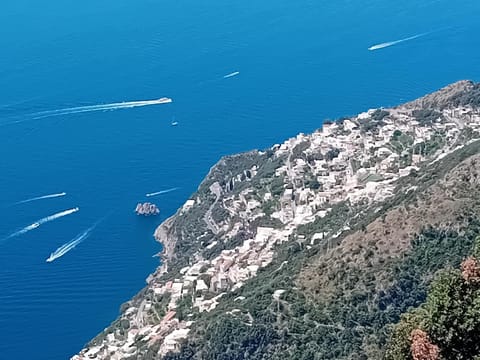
[0,0,479,359]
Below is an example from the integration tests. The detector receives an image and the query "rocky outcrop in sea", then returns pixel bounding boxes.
[135,202,160,216]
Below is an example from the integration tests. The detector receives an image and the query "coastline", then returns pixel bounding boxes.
[151,216,177,279]
[73,80,480,360]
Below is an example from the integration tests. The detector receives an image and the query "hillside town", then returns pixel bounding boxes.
[73,82,480,360]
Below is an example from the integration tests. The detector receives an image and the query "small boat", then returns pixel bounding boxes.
[171,121,178,126]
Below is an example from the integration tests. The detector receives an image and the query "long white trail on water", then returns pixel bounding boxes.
[2,207,79,241]
[31,97,172,120]
[14,192,66,205]
[46,224,95,262]
[223,71,240,78]
[36,208,79,225]
[368,33,428,51]
[146,187,180,197]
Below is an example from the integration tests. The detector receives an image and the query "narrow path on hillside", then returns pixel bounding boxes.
[203,182,222,234]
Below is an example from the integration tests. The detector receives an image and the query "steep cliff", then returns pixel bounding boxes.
[73,80,480,360]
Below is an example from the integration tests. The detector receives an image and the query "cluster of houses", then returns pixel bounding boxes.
[264,105,480,226]
[74,102,480,360]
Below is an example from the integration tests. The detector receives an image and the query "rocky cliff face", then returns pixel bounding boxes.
[73,81,480,360]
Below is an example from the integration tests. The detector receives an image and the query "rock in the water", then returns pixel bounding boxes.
[135,202,160,216]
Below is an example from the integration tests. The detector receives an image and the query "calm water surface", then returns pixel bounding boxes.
[0,0,479,358]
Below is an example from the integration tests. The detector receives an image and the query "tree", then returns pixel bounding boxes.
[371,109,390,121]
[410,329,439,360]
[325,148,340,161]
[426,268,480,359]
[386,254,480,360]
[393,130,403,139]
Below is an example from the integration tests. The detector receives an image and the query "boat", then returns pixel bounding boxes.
[26,223,40,231]
[171,121,178,126]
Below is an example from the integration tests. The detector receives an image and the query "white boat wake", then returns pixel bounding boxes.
[8,223,41,238]
[31,97,172,120]
[2,207,79,241]
[14,192,66,205]
[36,207,79,226]
[368,33,428,51]
[146,187,180,197]
[223,71,240,79]
[46,224,94,262]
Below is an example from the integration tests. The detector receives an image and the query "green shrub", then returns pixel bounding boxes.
[413,109,442,126]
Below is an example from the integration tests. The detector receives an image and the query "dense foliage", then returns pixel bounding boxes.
[449,82,480,108]
[386,238,480,359]
[371,109,390,121]
[412,109,443,126]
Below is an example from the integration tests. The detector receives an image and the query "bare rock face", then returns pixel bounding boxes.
[135,202,160,216]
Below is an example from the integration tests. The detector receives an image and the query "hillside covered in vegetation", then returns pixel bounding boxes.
[74,80,480,360]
